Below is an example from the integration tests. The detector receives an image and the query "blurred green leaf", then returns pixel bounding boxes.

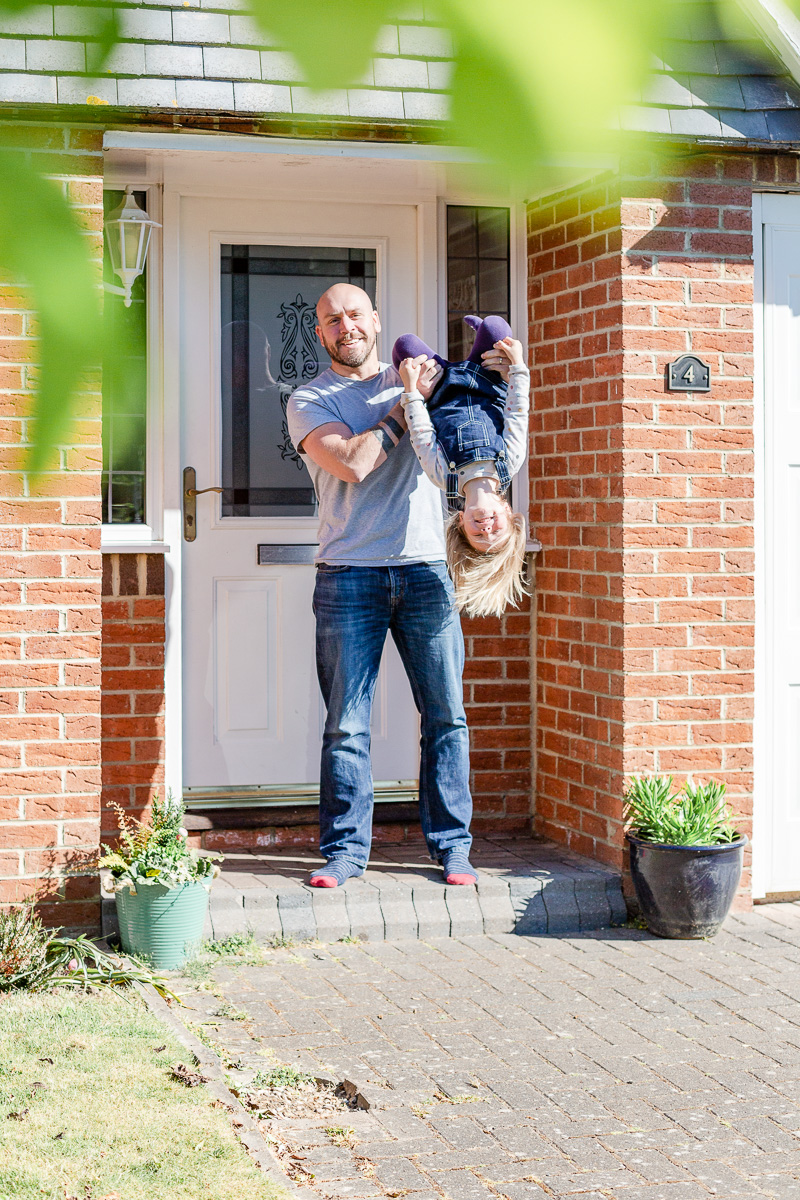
[249,0,397,90]
[248,0,671,183]
[440,0,669,177]
[0,152,101,473]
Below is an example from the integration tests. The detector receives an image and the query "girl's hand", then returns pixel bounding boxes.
[399,353,430,395]
[482,336,526,378]
[417,358,442,401]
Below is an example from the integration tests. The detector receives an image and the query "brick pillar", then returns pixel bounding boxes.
[529,152,761,903]
[101,553,166,841]
[619,149,760,906]
[0,124,104,929]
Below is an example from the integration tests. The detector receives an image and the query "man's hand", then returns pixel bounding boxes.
[481,336,526,380]
[417,358,442,401]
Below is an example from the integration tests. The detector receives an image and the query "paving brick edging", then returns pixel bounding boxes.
[134,978,313,1200]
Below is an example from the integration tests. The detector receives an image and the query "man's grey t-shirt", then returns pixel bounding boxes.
[287,364,446,566]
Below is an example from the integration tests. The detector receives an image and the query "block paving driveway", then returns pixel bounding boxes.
[183,903,800,1199]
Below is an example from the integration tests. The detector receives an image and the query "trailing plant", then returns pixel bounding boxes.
[625,775,739,846]
[98,794,222,892]
[0,903,175,998]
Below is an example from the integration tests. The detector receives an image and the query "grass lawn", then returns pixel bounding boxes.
[0,990,290,1200]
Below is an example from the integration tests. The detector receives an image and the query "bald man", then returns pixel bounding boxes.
[287,284,476,889]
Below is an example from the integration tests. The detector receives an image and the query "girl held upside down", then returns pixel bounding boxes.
[393,315,530,618]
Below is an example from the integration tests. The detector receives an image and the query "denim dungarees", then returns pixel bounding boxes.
[426,361,511,511]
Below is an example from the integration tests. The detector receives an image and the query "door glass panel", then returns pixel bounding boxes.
[102,189,148,524]
[220,244,377,517]
[446,206,510,361]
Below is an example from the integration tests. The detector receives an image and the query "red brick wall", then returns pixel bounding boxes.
[461,603,534,835]
[101,553,166,842]
[529,152,761,902]
[0,124,104,929]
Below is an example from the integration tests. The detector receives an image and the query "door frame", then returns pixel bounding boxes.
[105,134,531,807]
[751,189,800,899]
[752,188,767,898]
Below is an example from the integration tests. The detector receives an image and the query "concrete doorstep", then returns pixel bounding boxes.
[203,838,628,945]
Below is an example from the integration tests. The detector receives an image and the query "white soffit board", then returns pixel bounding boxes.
[103,130,479,162]
[103,130,614,203]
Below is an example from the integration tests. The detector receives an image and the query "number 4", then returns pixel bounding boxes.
[681,363,695,384]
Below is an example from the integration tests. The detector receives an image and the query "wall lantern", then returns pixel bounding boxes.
[103,187,160,307]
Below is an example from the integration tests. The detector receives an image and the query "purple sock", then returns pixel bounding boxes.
[308,859,364,888]
[392,333,436,371]
[464,314,513,364]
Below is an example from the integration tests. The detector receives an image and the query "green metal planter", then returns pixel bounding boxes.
[115,880,210,970]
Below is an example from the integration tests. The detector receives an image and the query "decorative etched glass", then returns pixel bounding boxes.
[220,245,377,518]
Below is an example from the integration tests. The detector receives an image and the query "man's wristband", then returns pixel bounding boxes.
[382,414,405,441]
[371,425,396,454]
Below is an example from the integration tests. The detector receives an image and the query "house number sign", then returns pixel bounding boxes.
[667,354,711,393]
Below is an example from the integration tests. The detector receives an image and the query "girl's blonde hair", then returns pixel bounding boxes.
[445,507,528,618]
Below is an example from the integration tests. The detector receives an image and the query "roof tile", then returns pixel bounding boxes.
[765,108,800,140]
[203,45,260,79]
[291,86,349,116]
[717,108,770,139]
[233,80,291,111]
[0,5,53,37]
[686,73,745,109]
[660,39,719,75]
[641,72,697,107]
[175,77,233,106]
[171,10,229,45]
[0,70,55,101]
[739,74,800,111]
[668,106,723,136]
[145,43,203,77]
[116,75,177,107]
[58,74,117,105]
[26,36,84,72]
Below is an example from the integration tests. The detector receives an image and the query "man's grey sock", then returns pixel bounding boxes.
[308,859,364,888]
[440,849,478,885]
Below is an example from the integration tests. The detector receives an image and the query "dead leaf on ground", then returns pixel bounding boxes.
[7,1108,28,1121]
[171,1062,209,1087]
[39,1057,54,1064]
[153,1044,166,1053]
[53,1132,65,1140]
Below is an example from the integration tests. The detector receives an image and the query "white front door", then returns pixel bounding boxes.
[179,195,421,800]
[760,192,800,893]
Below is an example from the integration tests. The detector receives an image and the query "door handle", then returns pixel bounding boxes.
[183,466,223,541]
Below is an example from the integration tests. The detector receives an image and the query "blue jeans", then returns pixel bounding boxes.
[313,561,472,869]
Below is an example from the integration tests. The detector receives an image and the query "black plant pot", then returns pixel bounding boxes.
[626,832,748,939]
